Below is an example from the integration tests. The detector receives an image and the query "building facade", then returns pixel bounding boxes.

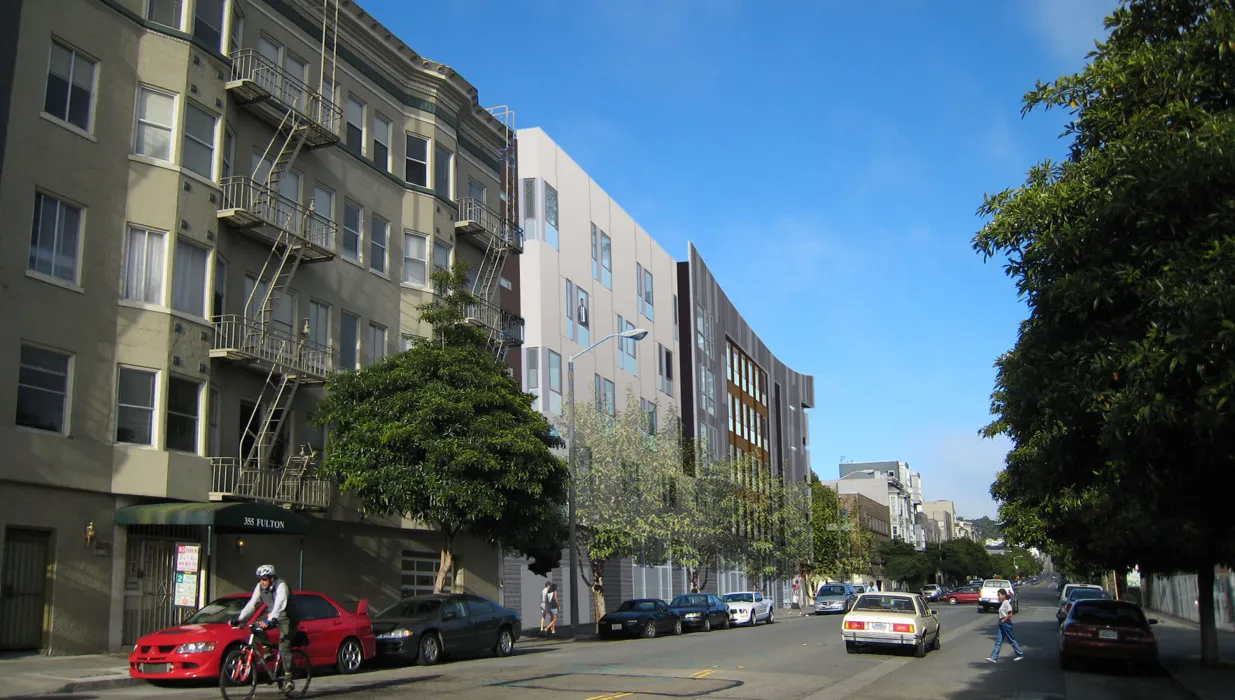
[0,0,519,653]
[838,492,891,586]
[922,500,957,541]
[835,461,924,549]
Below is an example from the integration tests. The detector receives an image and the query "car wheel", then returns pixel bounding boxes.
[914,637,927,658]
[845,641,858,654]
[702,617,712,632]
[335,637,364,674]
[673,619,683,636]
[931,628,941,650]
[948,597,957,605]
[767,608,775,624]
[721,615,730,630]
[418,632,441,666]
[494,627,514,657]
[643,622,657,638]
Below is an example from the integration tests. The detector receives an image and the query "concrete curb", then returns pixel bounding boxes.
[0,674,144,699]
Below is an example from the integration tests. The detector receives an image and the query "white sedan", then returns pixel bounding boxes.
[841,592,941,658]
[722,591,775,626]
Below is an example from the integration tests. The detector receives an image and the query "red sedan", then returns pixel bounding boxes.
[1059,599,1159,671]
[943,585,980,605]
[129,591,377,681]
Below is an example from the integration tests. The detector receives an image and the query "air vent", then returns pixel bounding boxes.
[199,363,208,373]
[206,230,215,241]
[216,69,224,80]
[183,181,192,192]
[174,323,184,334]
[190,84,198,94]
[215,98,223,109]
[181,220,190,230]
[200,331,209,342]
[192,55,201,66]
[208,193,217,204]
[172,356,182,366]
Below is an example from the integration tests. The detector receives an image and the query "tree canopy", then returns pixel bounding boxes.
[973,0,1235,662]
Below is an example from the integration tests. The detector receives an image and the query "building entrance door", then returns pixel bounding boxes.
[123,533,197,644]
[0,528,51,650]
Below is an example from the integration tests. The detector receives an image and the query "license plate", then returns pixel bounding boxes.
[610,624,623,631]
[1099,630,1118,640]
[868,622,889,632]
[141,663,171,674]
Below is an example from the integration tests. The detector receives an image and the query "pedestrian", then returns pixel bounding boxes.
[545,583,560,635]
[539,581,550,633]
[790,578,803,616]
[987,588,1025,663]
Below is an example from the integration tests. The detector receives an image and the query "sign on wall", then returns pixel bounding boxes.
[173,543,201,608]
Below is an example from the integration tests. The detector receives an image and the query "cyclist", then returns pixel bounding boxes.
[232,564,297,689]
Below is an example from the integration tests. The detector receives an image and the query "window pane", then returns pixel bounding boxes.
[433,241,451,270]
[172,241,208,316]
[16,344,70,433]
[434,144,452,198]
[343,202,361,259]
[166,377,200,452]
[116,368,156,445]
[182,104,216,177]
[405,134,428,186]
[370,216,388,273]
[340,313,359,369]
[136,88,174,160]
[122,227,166,304]
[403,232,427,286]
[147,0,183,29]
[29,193,82,283]
[193,0,224,52]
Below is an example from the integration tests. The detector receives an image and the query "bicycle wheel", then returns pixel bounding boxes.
[219,647,258,700]
[282,649,311,699]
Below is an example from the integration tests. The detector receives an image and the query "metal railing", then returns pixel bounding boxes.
[218,177,336,251]
[210,458,331,510]
[227,49,342,138]
[212,314,333,379]
[455,197,525,252]
[464,301,524,345]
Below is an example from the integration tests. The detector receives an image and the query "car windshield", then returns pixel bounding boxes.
[853,596,917,613]
[184,597,248,624]
[671,595,710,607]
[817,586,846,596]
[1072,602,1147,627]
[723,593,754,603]
[375,598,442,619]
[1068,588,1110,601]
[618,600,659,612]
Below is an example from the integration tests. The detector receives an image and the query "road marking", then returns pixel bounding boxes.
[688,669,715,679]
[584,694,633,700]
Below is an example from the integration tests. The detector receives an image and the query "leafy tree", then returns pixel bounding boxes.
[973,0,1235,662]
[312,262,568,592]
[928,539,992,585]
[809,479,876,583]
[659,448,742,593]
[966,516,1002,543]
[878,540,934,590]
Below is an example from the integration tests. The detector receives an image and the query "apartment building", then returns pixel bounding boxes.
[0,0,520,654]
[837,492,890,586]
[832,460,925,550]
[922,500,957,541]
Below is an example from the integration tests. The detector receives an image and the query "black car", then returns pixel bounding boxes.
[667,593,730,632]
[598,599,682,639]
[372,593,520,665]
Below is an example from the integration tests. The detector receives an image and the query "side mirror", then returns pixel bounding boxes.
[356,599,370,616]
[442,610,457,621]
[930,609,937,615]
[1148,618,1159,625]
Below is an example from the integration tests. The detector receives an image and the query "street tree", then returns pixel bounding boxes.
[659,447,742,593]
[312,262,568,592]
[878,540,933,590]
[973,0,1235,662]
[809,480,873,583]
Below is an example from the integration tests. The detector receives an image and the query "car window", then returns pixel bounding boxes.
[723,593,754,603]
[1068,588,1110,601]
[185,597,248,624]
[1072,602,1147,626]
[914,597,929,615]
[817,586,846,596]
[671,594,710,607]
[464,596,492,617]
[441,598,467,620]
[755,594,764,602]
[293,594,339,622]
[853,595,917,613]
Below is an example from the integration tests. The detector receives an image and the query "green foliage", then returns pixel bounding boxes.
[810,481,876,580]
[312,262,568,591]
[926,539,993,584]
[966,516,1002,543]
[878,540,934,589]
[659,451,743,591]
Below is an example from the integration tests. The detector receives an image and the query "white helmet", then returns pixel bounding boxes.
[255,564,277,578]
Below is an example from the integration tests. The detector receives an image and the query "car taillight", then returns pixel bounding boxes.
[845,621,865,630]
[892,624,914,633]
[1124,629,1155,642]
[1063,623,1096,637]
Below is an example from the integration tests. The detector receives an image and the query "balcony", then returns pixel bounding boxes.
[210,458,331,511]
[454,197,524,254]
[225,50,341,148]
[218,177,335,261]
[211,315,332,383]
[464,301,524,346]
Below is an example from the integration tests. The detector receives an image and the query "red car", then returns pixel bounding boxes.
[1059,599,1160,671]
[129,591,377,681]
[943,585,980,605]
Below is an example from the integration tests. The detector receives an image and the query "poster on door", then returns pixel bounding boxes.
[174,572,199,607]
[175,543,200,573]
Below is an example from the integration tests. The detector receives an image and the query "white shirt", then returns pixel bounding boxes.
[998,599,1013,619]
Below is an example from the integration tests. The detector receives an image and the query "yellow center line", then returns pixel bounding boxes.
[689,669,716,679]
[585,694,633,700]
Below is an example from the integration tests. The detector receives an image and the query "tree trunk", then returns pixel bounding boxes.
[688,566,700,593]
[434,529,455,594]
[590,560,606,632]
[1198,564,1219,666]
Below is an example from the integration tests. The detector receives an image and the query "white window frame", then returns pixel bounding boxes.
[308,299,330,349]
[404,133,429,187]
[434,143,453,199]
[342,200,362,262]
[121,225,166,305]
[221,123,235,179]
[346,95,365,155]
[227,1,244,54]
[369,213,388,275]
[181,101,218,179]
[312,184,334,248]
[43,39,98,135]
[16,342,73,435]
[366,322,387,366]
[172,238,210,318]
[115,366,158,446]
[146,0,185,31]
[165,375,202,454]
[339,312,360,370]
[402,230,428,287]
[373,113,392,171]
[28,190,84,286]
[134,85,176,162]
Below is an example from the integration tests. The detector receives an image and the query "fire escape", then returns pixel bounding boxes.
[209,0,342,510]
[456,106,524,363]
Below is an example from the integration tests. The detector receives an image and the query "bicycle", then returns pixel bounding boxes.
[219,621,311,700]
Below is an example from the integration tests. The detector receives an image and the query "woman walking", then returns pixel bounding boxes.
[545,583,560,635]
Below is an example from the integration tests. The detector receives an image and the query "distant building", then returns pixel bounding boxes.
[837,492,890,585]
[922,500,957,541]
[833,461,923,549]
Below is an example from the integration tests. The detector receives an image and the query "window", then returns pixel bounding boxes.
[345,96,364,153]
[522,178,538,241]
[467,179,486,206]
[29,192,82,283]
[373,114,391,170]
[312,185,333,247]
[370,214,388,274]
[696,304,714,359]
[499,277,512,290]
[433,240,451,271]
[212,258,227,317]
[17,344,71,433]
[575,287,590,346]
[544,184,558,249]
[146,0,183,30]
[44,41,95,131]
[658,344,674,397]
[282,53,307,112]
[403,231,427,286]
[699,366,716,416]
[293,594,340,622]
[227,2,243,54]
[641,398,657,437]
[618,315,637,376]
[172,240,209,317]
[122,226,165,304]
[135,87,174,160]
[342,201,361,261]
[591,225,611,288]
[193,0,224,51]
[166,377,201,452]
[308,300,329,348]
[526,348,540,411]
[182,103,216,177]
[594,375,616,416]
[643,268,654,321]
[565,279,575,343]
[339,313,360,370]
[547,351,563,414]
[209,388,221,455]
[401,552,455,597]
[221,125,235,179]
[404,134,428,187]
[116,367,156,445]
[365,322,387,365]
[434,144,453,198]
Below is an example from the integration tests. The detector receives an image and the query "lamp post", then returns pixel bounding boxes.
[566,327,649,636]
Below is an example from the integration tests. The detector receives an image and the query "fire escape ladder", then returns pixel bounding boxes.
[243,368,301,471]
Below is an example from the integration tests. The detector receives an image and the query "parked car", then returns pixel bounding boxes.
[920,584,942,601]
[814,583,857,614]
[978,579,1018,614]
[723,591,775,626]
[667,593,730,632]
[372,593,519,665]
[598,599,682,639]
[852,585,867,594]
[1059,599,1159,671]
[1059,583,1103,605]
[129,592,377,682]
[841,592,941,658]
[943,585,980,606]
[1057,587,1113,623]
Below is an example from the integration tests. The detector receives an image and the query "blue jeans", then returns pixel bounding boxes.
[991,621,1023,658]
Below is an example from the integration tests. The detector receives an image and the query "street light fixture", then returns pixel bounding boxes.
[566,327,649,636]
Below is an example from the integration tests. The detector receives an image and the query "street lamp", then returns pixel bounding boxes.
[566,327,649,636]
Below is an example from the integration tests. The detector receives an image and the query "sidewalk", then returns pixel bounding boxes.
[1144,607,1235,700]
[0,652,137,699]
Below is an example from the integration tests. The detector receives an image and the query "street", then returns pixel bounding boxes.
[70,584,1192,700]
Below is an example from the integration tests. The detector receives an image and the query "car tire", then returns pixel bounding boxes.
[702,617,712,632]
[673,619,683,636]
[948,597,957,605]
[845,641,858,654]
[335,637,364,674]
[914,637,927,658]
[418,632,441,666]
[931,628,941,650]
[643,622,657,638]
[721,615,730,630]
[767,608,775,624]
[494,627,514,657]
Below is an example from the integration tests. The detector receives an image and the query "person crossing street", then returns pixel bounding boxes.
[987,588,1025,663]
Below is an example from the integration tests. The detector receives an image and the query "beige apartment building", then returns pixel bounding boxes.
[0,0,522,654]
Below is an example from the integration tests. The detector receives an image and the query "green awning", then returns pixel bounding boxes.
[114,502,310,535]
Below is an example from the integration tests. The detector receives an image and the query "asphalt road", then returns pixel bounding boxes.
[82,582,1191,700]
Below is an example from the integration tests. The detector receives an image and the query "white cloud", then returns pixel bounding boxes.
[918,432,1012,520]
[1026,0,1118,65]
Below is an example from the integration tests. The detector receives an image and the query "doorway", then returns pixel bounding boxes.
[123,531,199,644]
[0,528,52,650]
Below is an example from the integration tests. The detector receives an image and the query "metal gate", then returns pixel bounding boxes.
[0,528,51,650]
[123,529,200,644]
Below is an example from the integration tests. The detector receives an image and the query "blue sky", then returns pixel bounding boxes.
[363,0,1116,519]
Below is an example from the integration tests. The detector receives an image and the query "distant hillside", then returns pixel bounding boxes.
[969,516,1002,542]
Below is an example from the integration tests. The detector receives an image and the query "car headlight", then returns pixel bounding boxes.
[175,642,216,654]
[376,629,412,640]
[684,612,701,618]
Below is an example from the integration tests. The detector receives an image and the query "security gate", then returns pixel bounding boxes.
[123,530,200,644]
[0,528,51,650]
